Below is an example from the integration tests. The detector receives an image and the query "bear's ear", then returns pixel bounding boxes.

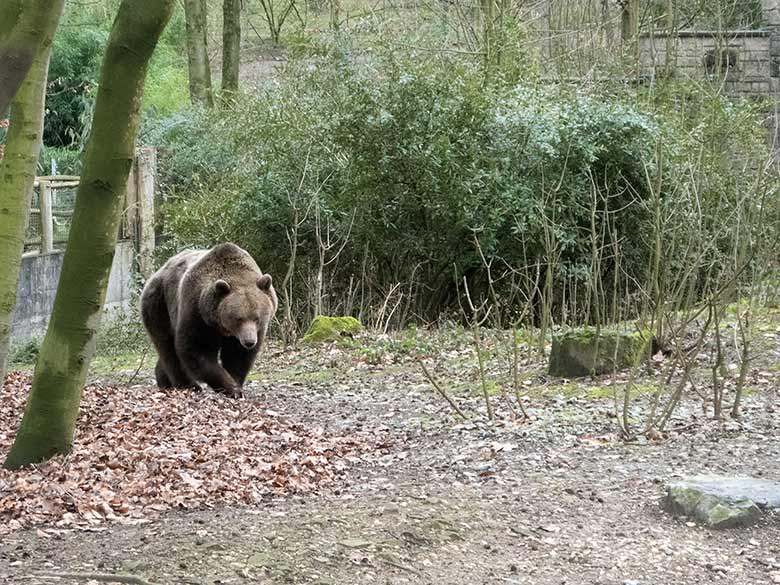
[257,274,273,291]
[215,279,231,296]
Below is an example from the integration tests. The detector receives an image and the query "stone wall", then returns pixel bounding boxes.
[638,0,780,99]
[10,148,156,341]
[638,31,778,97]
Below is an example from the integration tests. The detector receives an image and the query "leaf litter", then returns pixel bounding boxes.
[0,371,376,535]
[2,324,780,583]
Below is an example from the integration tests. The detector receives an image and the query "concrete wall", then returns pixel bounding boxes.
[11,240,136,340]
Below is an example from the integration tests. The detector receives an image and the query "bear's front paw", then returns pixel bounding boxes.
[220,385,244,399]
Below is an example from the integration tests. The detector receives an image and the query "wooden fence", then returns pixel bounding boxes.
[24,147,157,279]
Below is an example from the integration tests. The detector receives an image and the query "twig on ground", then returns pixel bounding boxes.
[416,357,468,420]
[126,344,150,385]
[33,573,157,585]
[376,555,424,577]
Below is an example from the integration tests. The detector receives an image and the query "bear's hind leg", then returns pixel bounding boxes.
[142,278,195,389]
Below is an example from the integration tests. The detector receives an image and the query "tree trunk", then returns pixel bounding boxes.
[482,0,496,73]
[184,0,214,107]
[0,0,64,383]
[330,0,341,31]
[4,0,175,470]
[621,0,639,42]
[221,0,241,96]
[0,1,63,116]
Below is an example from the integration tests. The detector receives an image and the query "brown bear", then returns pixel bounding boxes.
[140,242,277,398]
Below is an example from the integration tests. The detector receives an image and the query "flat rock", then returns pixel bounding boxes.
[664,475,780,529]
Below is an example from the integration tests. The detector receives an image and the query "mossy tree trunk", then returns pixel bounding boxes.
[221,0,241,96]
[0,0,64,383]
[4,0,175,470]
[0,1,63,116]
[184,0,213,107]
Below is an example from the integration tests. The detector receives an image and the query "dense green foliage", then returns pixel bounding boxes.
[42,4,188,150]
[27,0,773,333]
[39,145,82,175]
[154,53,679,325]
[44,28,106,147]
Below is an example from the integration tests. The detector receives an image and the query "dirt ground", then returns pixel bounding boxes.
[2,329,780,585]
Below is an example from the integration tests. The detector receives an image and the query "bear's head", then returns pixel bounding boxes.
[212,274,278,350]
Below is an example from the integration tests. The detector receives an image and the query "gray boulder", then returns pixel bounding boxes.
[548,327,650,378]
[663,475,780,529]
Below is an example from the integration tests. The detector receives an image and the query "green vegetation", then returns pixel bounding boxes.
[540,381,657,401]
[158,48,774,331]
[355,326,433,364]
[40,2,188,153]
[156,51,670,326]
[44,27,106,147]
[95,309,151,357]
[8,338,41,366]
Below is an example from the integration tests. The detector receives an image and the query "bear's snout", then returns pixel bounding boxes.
[237,322,258,350]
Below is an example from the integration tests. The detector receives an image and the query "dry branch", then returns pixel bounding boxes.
[34,573,156,585]
[416,357,468,420]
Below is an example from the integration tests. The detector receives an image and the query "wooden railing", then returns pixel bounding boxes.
[27,175,79,254]
[25,147,157,278]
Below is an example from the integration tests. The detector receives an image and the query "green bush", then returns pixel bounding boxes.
[46,6,188,149]
[38,146,83,176]
[96,309,150,357]
[9,338,41,366]
[154,52,773,328]
[142,65,189,119]
[141,10,189,120]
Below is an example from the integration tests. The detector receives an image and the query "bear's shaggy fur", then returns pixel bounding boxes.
[140,242,277,397]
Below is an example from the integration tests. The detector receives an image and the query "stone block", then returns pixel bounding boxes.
[548,327,650,378]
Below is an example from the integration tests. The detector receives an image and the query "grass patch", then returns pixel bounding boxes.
[538,381,659,401]
[247,366,338,384]
[468,379,504,397]
[89,351,149,376]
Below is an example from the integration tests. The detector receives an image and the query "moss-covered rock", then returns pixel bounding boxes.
[662,476,780,529]
[548,327,650,378]
[302,316,363,344]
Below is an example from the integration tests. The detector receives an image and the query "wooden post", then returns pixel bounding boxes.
[40,180,53,254]
[135,147,156,279]
[124,154,138,242]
